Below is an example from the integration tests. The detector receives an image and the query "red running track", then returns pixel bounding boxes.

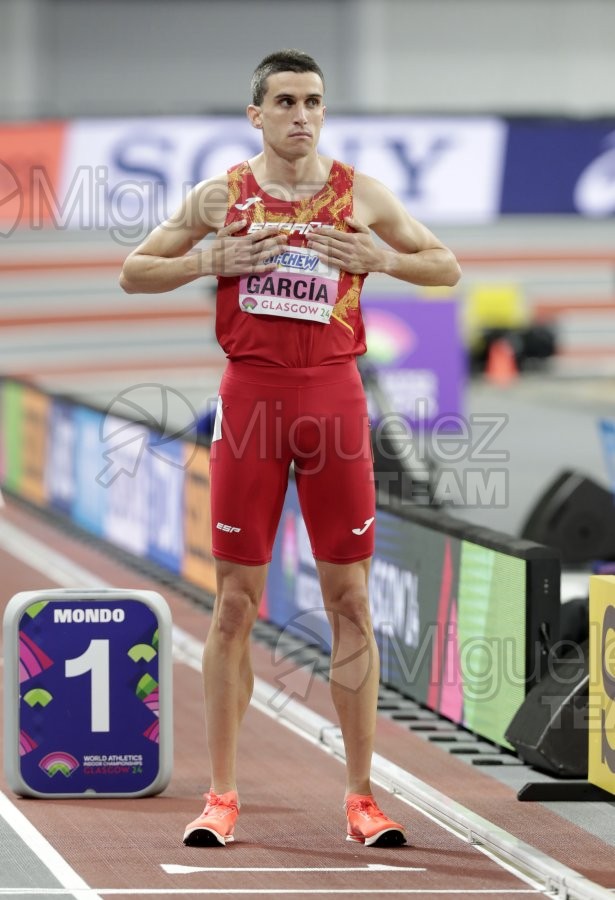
[1,500,615,898]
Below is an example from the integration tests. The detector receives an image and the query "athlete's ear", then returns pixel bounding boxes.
[247,104,263,130]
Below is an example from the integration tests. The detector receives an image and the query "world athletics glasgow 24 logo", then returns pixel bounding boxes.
[19,604,161,779]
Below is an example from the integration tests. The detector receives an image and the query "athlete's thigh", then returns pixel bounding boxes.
[294,371,375,564]
[210,375,291,565]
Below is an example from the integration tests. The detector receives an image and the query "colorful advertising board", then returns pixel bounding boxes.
[0,373,561,751]
[1,380,25,493]
[367,510,529,748]
[266,489,559,749]
[20,387,50,507]
[362,297,465,428]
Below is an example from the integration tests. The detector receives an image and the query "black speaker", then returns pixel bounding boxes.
[520,470,615,564]
[505,640,588,777]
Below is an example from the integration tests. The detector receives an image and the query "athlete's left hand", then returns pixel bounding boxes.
[306,217,385,274]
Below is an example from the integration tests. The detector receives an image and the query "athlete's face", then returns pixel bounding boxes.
[248,71,326,159]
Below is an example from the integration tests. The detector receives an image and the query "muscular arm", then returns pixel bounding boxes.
[119,178,224,294]
[119,176,288,294]
[307,172,461,288]
[360,174,461,286]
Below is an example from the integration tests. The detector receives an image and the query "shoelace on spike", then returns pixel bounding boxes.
[205,795,237,817]
[348,799,387,820]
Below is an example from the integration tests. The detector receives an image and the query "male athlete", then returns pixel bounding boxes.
[120,49,461,848]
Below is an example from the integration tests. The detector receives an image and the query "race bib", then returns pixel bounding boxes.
[239,248,339,325]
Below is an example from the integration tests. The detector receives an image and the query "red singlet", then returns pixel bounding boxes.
[211,160,375,565]
[216,160,367,367]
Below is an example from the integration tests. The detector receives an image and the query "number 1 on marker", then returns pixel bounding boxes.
[65,639,110,732]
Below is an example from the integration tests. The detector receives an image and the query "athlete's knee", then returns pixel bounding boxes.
[214,588,259,640]
[326,586,372,635]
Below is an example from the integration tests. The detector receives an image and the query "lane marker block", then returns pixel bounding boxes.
[3,588,172,798]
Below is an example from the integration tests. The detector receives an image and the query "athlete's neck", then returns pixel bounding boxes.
[249,151,332,201]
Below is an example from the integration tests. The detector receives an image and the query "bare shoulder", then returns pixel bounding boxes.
[126,171,230,259]
[352,170,387,201]
[351,171,400,227]
[352,169,447,253]
[185,172,230,233]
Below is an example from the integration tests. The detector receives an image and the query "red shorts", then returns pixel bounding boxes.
[210,360,375,566]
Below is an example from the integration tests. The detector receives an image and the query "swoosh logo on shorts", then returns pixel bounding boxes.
[352,517,375,536]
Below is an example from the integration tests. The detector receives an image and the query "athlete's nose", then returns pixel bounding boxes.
[294,104,309,124]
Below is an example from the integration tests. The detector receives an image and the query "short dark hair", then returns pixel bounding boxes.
[251,50,324,105]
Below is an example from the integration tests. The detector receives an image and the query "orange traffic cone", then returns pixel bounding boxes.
[485,338,518,385]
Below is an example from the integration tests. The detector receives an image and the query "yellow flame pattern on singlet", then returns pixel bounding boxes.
[226,161,363,331]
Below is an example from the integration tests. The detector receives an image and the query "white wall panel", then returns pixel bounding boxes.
[0,0,614,117]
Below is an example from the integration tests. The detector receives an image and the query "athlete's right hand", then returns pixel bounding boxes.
[202,219,288,276]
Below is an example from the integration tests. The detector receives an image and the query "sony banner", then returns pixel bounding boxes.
[55,115,505,238]
[4,116,615,231]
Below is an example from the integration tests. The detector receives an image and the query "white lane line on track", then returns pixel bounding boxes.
[0,793,103,900]
[0,522,109,900]
[161,865,426,874]
[0,517,608,900]
[0,519,111,588]
[172,628,550,899]
[0,890,545,896]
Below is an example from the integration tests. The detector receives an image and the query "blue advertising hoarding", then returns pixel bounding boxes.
[102,418,151,558]
[72,407,108,536]
[502,121,615,216]
[148,440,185,573]
[46,400,76,515]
